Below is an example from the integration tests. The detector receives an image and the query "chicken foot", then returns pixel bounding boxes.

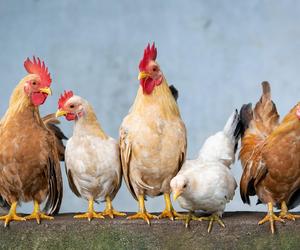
[175,211,199,228]
[0,201,25,227]
[199,213,225,233]
[279,201,300,221]
[74,199,104,221]
[258,202,284,234]
[127,195,158,225]
[158,193,181,220]
[24,200,54,224]
[101,196,126,218]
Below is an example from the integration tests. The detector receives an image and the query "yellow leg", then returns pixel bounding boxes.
[158,193,181,220]
[0,201,25,227]
[24,200,54,224]
[175,211,199,228]
[199,213,225,233]
[101,196,126,218]
[74,199,104,221]
[258,202,284,234]
[279,201,300,221]
[127,195,158,225]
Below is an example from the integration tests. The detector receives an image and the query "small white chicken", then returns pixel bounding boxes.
[170,110,241,232]
[56,91,125,221]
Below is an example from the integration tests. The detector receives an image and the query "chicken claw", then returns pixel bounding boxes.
[258,202,284,234]
[102,196,126,218]
[199,213,225,233]
[175,211,199,228]
[158,193,180,220]
[24,200,53,224]
[279,201,300,221]
[74,199,104,221]
[74,211,104,221]
[127,195,157,224]
[127,212,158,225]
[0,202,25,227]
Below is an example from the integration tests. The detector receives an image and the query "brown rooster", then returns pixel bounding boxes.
[119,43,187,224]
[0,57,65,226]
[239,81,300,233]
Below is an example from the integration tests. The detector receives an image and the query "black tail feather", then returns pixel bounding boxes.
[239,103,253,138]
[169,85,178,101]
[0,196,10,211]
[233,113,243,153]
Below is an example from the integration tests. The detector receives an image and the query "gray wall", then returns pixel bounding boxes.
[0,0,299,213]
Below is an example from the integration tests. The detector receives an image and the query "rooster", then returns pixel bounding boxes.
[0,57,65,226]
[56,91,125,220]
[119,43,187,224]
[239,81,300,233]
[171,110,241,232]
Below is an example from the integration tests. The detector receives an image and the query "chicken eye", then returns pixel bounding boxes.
[32,81,36,85]
[152,67,157,72]
[183,184,187,188]
[69,104,75,109]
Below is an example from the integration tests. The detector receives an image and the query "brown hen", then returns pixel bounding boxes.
[239,81,300,233]
[0,57,65,227]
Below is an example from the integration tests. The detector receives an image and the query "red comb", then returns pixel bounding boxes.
[24,56,52,87]
[139,42,157,71]
[58,90,74,109]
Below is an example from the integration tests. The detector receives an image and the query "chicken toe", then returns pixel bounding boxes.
[73,199,104,221]
[0,202,25,227]
[101,196,126,218]
[279,201,300,221]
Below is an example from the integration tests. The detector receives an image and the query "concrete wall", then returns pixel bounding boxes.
[0,0,300,214]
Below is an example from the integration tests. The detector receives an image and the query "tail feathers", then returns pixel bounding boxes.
[0,196,10,211]
[254,81,279,132]
[223,109,243,152]
[262,81,271,99]
[239,103,253,138]
[169,85,179,102]
[198,110,242,165]
[43,114,68,161]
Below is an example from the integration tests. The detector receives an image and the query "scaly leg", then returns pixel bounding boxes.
[176,211,199,228]
[199,213,225,233]
[101,196,126,218]
[158,193,181,220]
[24,200,54,224]
[279,201,300,221]
[74,199,104,221]
[127,195,158,225]
[0,201,25,227]
[258,202,284,234]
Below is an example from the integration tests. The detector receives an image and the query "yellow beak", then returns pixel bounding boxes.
[39,87,52,96]
[173,190,183,201]
[55,109,68,118]
[138,71,150,80]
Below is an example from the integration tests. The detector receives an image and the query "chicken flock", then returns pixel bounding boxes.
[0,43,299,234]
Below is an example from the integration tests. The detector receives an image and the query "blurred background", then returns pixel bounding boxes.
[0,0,300,213]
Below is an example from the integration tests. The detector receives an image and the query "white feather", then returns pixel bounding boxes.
[171,111,238,215]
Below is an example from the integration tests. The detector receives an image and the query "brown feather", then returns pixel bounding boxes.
[42,113,67,161]
[0,78,63,214]
[239,82,300,209]
[239,81,279,204]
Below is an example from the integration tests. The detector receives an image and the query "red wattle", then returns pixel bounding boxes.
[31,92,48,106]
[66,113,76,121]
[141,78,155,95]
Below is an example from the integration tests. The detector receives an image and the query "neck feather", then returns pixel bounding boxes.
[131,78,180,119]
[74,104,108,139]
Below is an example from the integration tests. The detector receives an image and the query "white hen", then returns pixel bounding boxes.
[56,91,125,221]
[170,110,241,232]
